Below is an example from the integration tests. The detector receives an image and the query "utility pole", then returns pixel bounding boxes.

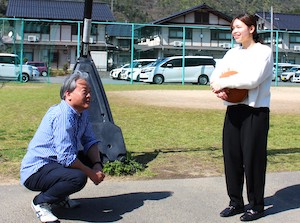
[111,0,114,13]
[270,6,273,51]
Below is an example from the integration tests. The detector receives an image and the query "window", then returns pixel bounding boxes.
[91,24,98,35]
[211,30,232,40]
[162,59,182,68]
[195,11,209,24]
[119,39,130,48]
[169,28,192,39]
[185,58,215,67]
[24,22,50,34]
[290,34,300,43]
[170,59,182,67]
[185,58,200,67]
[71,24,79,35]
[0,56,18,64]
[260,33,283,43]
[71,24,98,35]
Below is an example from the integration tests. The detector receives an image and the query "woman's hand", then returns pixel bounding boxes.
[216,89,230,101]
[210,80,223,93]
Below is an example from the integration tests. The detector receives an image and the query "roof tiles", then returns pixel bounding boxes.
[6,0,115,22]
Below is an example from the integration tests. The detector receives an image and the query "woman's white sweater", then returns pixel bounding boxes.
[210,43,273,108]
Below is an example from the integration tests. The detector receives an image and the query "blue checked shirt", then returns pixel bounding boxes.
[20,100,99,185]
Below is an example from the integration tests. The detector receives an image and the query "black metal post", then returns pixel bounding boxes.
[73,0,127,162]
[81,0,93,57]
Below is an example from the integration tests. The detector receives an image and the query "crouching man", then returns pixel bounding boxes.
[20,71,105,222]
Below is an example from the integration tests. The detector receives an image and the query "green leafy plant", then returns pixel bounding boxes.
[103,153,145,176]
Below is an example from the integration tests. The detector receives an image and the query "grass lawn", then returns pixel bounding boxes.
[0,82,299,181]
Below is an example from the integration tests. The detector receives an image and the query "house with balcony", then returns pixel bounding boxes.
[4,1,300,70]
[105,24,135,68]
[5,0,115,69]
[256,12,300,64]
[135,4,300,64]
[135,4,234,60]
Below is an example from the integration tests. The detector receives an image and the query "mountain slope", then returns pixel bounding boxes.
[103,0,300,23]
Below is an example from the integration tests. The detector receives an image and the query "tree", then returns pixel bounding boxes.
[0,0,7,17]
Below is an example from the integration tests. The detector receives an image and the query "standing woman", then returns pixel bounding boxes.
[210,14,273,221]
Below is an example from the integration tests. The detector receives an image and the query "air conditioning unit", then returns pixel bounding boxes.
[294,45,300,51]
[28,35,39,42]
[173,41,183,47]
[220,43,231,49]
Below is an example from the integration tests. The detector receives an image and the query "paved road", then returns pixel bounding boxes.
[1,171,299,223]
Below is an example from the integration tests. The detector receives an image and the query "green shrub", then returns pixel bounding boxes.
[50,68,70,76]
[103,153,145,176]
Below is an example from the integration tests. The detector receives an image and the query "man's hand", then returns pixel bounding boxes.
[90,169,105,185]
[91,162,105,185]
[69,158,105,185]
[86,144,105,185]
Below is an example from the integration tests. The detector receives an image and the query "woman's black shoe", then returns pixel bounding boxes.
[220,205,244,217]
[240,209,264,221]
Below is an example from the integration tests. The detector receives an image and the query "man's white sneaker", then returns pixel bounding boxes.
[53,196,80,209]
[31,201,58,222]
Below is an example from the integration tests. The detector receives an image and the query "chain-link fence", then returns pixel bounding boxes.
[0,18,300,85]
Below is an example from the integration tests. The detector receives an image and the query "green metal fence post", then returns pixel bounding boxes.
[130,23,135,85]
[182,26,186,85]
[20,19,24,83]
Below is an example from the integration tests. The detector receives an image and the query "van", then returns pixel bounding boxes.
[0,53,34,82]
[140,56,215,85]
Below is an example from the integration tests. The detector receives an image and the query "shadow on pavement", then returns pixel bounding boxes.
[264,184,300,216]
[53,191,173,222]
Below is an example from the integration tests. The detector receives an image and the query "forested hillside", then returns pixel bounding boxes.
[0,0,7,17]
[102,0,300,23]
[1,0,300,22]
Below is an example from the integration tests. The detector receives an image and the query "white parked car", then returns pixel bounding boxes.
[120,59,156,81]
[273,63,297,81]
[291,71,300,83]
[0,53,34,82]
[140,56,216,85]
[280,65,300,82]
[126,61,157,82]
[109,63,130,80]
[32,66,40,77]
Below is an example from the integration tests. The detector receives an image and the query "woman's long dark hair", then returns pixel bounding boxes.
[231,13,263,43]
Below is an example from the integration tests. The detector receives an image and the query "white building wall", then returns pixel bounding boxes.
[209,14,231,25]
[185,13,194,23]
[209,14,219,25]
[171,17,185,23]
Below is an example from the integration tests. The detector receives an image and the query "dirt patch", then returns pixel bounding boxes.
[0,175,19,185]
[108,87,300,114]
